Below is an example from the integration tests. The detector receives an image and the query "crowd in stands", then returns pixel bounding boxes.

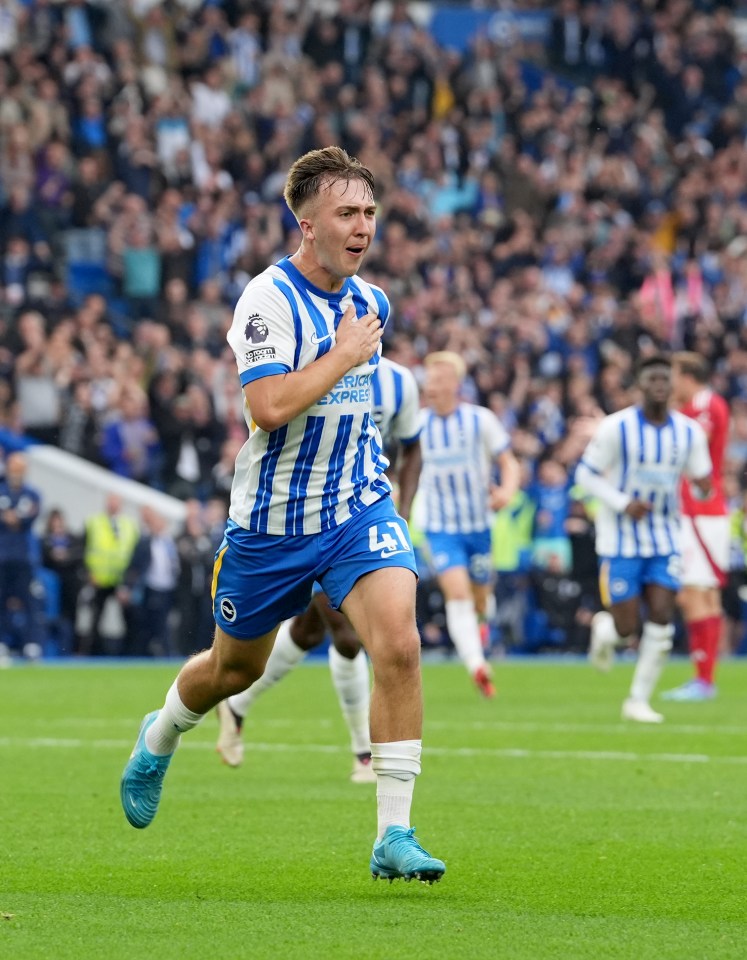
[3,0,747,657]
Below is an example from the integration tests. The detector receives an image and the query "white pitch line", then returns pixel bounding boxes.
[0,737,746,766]
[20,717,747,736]
[424,719,747,736]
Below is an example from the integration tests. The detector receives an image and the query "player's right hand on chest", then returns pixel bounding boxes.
[624,499,652,520]
[334,305,382,366]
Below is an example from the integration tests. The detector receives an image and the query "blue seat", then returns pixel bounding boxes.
[66,262,114,305]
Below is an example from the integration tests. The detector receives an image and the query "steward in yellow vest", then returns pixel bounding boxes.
[84,496,140,588]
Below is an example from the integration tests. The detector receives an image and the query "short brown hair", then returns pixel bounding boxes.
[673,351,710,383]
[283,146,375,217]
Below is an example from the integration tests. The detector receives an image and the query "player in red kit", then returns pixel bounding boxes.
[662,353,730,701]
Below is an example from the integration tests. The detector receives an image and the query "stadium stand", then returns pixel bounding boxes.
[2,0,747,657]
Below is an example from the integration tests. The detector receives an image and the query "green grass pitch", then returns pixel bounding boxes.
[1,657,746,960]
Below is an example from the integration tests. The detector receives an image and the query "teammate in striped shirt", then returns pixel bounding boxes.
[121,147,444,884]
[216,356,422,784]
[661,352,730,702]
[417,351,520,697]
[575,355,712,723]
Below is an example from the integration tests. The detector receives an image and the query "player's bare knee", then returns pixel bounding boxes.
[218,664,262,697]
[331,630,360,659]
[291,627,324,651]
[647,604,675,628]
[372,630,420,675]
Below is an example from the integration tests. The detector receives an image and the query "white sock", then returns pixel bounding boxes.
[445,599,486,673]
[371,739,421,840]
[228,619,307,719]
[145,680,203,756]
[328,645,370,755]
[593,610,626,646]
[630,621,674,703]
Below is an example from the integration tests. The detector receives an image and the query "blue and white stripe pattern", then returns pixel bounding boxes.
[227,257,392,535]
[578,406,711,558]
[372,356,421,448]
[418,403,510,534]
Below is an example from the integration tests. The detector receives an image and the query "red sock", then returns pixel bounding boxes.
[688,616,720,685]
[700,615,721,685]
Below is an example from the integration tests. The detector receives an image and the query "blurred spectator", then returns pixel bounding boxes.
[34,140,74,241]
[99,385,161,484]
[69,154,108,229]
[79,493,139,655]
[210,435,242,505]
[41,507,84,654]
[204,494,228,548]
[120,506,180,657]
[175,499,216,656]
[13,310,63,445]
[491,460,536,652]
[725,484,747,655]
[529,458,572,573]
[564,488,602,653]
[59,379,102,464]
[171,383,226,499]
[0,451,42,657]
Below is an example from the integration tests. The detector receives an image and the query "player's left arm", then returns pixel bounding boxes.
[685,419,713,500]
[490,448,521,511]
[480,408,519,511]
[395,440,421,523]
[386,363,422,522]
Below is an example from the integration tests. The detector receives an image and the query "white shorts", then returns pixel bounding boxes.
[680,515,730,588]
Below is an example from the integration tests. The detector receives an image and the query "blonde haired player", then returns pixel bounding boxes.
[417,350,520,697]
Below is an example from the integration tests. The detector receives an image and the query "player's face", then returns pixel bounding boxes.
[638,364,672,405]
[424,363,460,407]
[302,177,376,280]
[672,365,696,406]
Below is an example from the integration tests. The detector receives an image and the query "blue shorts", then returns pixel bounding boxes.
[599,554,681,606]
[425,530,493,585]
[212,495,417,639]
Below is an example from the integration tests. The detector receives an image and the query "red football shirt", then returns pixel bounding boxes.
[680,388,729,516]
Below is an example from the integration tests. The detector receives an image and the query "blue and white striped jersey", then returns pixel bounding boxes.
[576,406,711,559]
[372,357,421,449]
[226,257,392,535]
[418,403,510,534]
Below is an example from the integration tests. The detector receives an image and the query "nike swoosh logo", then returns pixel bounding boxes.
[310,332,333,345]
[380,548,410,559]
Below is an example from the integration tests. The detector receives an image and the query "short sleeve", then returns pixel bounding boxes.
[390,367,421,444]
[227,280,297,386]
[480,408,510,458]
[580,417,618,474]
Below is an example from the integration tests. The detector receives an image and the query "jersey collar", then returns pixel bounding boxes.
[276,256,351,302]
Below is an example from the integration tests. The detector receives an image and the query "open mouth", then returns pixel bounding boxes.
[346,245,366,256]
